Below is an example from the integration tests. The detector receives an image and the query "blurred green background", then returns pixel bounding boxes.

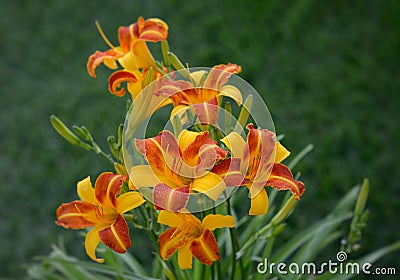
[1,0,399,278]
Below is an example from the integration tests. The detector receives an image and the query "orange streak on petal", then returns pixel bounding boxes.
[153,183,190,212]
[203,63,242,90]
[212,158,244,187]
[108,70,140,97]
[98,214,130,254]
[118,25,134,52]
[158,227,181,260]
[87,50,121,78]
[245,124,275,182]
[190,229,220,266]
[94,172,123,208]
[267,163,305,199]
[55,201,97,229]
[182,131,226,168]
[138,18,168,41]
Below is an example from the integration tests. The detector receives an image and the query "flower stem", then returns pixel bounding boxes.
[226,197,244,279]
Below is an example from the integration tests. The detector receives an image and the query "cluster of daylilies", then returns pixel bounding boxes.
[53,16,305,271]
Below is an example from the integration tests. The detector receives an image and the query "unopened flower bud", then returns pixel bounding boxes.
[271,195,296,226]
[355,178,369,216]
[235,94,253,132]
[50,115,91,150]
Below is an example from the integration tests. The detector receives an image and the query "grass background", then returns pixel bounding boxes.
[1,0,399,277]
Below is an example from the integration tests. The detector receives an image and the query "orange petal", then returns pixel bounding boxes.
[203,63,242,90]
[87,50,121,78]
[95,172,124,209]
[108,70,140,97]
[158,227,181,260]
[55,201,97,229]
[137,17,168,42]
[98,214,131,254]
[190,229,220,266]
[153,183,190,212]
[244,124,275,183]
[117,24,135,52]
[211,158,244,187]
[182,131,227,169]
[267,163,305,199]
[193,99,219,124]
[136,132,179,174]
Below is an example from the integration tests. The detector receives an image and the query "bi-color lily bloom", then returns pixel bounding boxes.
[87,17,168,98]
[157,210,235,269]
[213,124,305,215]
[55,172,145,262]
[156,63,242,124]
[130,130,228,211]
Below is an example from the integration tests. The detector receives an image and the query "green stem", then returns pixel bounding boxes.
[98,149,115,165]
[226,197,244,279]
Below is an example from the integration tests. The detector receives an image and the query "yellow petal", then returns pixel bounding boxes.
[127,79,142,100]
[178,243,193,269]
[170,105,189,121]
[275,141,290,163]
[202,214,235,231]
[116,191,145,214]
[85,226,107,263]
[191,172,226,200]
[132,40,156,69]
[219,85,242,105]
[248,188,269,216]
[157,210,184,227]
[118,51,138,71]
[220,132,246,158]
[77,176,96,204]
[129,165,160,188]
[190,70,207,85]
[178,130,200,150]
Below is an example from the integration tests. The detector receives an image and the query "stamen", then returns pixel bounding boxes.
[95,20,116,49]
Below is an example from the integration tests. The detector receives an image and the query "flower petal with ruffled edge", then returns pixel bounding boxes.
[55,172,145,262]
[153,183,190,211]
[98,214,131,254]
[134,130,227,201]
[219,124,305,215]
[266,163,305,199]
[108,70,141,97]
[157,211,234,269]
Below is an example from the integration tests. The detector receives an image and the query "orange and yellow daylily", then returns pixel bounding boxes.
[213,124,305,215]
[157,210,235,269]
[87,16,168,98]
[130,130,228,211]
[55,172,145,262]
[156,63,242,124]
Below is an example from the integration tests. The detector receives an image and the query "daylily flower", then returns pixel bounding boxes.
[87,17,168,98]
[156,63,242,124]
[55,172,145,262]
[213,124,305,215]
[130,130,228,211]
[157,210,235,269]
